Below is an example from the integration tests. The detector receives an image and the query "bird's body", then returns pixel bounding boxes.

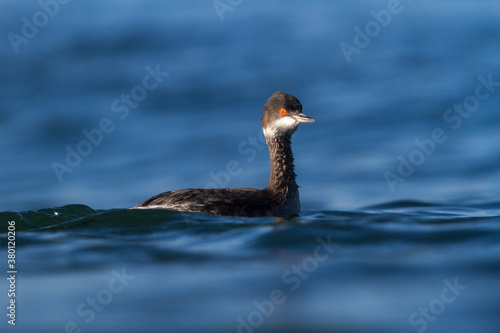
[132,91,314,217]
[134,187,296,217]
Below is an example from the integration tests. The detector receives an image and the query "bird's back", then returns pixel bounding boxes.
[134,188,278,217]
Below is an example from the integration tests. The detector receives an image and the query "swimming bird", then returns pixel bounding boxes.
[132,91,315,217]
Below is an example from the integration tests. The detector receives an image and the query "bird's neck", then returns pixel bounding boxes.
[265,133,298,193]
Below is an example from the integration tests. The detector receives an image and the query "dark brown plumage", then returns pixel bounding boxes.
[132,91,315,217]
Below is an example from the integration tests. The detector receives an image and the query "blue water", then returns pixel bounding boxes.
[1,0,500,332]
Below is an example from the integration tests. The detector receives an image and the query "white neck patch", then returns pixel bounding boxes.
[263,116,298,137]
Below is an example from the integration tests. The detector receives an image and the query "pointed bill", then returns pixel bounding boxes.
[293,113,315,123]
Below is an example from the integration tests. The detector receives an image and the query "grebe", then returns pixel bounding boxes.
[132,91,315,217]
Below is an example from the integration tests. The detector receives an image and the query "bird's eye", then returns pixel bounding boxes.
[279,108,287,116]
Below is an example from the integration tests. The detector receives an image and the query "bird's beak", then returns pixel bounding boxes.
[293,113,316,123]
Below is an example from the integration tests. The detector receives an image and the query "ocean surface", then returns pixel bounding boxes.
[1,0,500,332]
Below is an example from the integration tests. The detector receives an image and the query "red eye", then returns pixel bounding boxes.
[279,108,287,116]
